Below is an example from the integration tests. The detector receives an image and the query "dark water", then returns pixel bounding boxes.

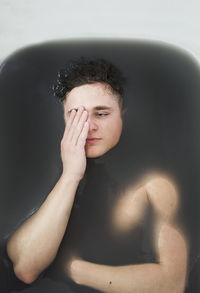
[0,39,200,292]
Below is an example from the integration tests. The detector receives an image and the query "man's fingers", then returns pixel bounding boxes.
[62,106,88,149]
[62,109,76,142]
[67,107,85,142]
[72,110,88,145]
[77,121,89,148]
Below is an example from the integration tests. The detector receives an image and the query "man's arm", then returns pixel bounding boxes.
[6,106,89,284]
[68,177,188,293]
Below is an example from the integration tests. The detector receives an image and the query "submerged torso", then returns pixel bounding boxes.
[45,159,157,292]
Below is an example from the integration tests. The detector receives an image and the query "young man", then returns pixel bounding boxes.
[7,58,188,293]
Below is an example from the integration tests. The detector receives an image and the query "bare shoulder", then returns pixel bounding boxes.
[143,173,179,219]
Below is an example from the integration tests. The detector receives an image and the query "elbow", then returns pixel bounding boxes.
[160,261,188,293]
[165,276,186,293]
[7,240,41,284]
[7,243,36,284]
[14,264,39,284]
[169,269,187,293]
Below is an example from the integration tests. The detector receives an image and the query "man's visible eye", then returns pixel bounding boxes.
[96,112,109,117]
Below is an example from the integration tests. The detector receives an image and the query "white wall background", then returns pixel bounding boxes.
[0,0,200,63]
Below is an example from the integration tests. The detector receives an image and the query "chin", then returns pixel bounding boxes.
[86,147,108,158]
[86,152,105,159]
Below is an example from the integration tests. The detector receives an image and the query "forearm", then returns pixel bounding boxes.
[7,173,80,283]
[71,223,187,293]
[71,260,186,293]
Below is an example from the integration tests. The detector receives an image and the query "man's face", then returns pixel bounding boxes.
[64,82,123,158]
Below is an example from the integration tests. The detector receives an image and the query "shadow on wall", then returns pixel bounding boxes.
[0,39,200,293]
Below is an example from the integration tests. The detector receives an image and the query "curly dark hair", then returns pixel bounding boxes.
[53,57,125,109]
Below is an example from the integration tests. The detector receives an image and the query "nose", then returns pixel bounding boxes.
[88,117,98,131]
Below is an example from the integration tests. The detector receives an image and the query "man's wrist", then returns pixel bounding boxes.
[60,172,81,185]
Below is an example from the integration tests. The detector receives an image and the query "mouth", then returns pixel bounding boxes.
[86,138,102,144]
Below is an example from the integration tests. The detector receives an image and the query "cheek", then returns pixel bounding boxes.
[104,118,122,142]
[112,125,122,143]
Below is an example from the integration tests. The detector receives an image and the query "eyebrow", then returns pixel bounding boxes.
[67,106,113,114]
[94,106,113,111]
